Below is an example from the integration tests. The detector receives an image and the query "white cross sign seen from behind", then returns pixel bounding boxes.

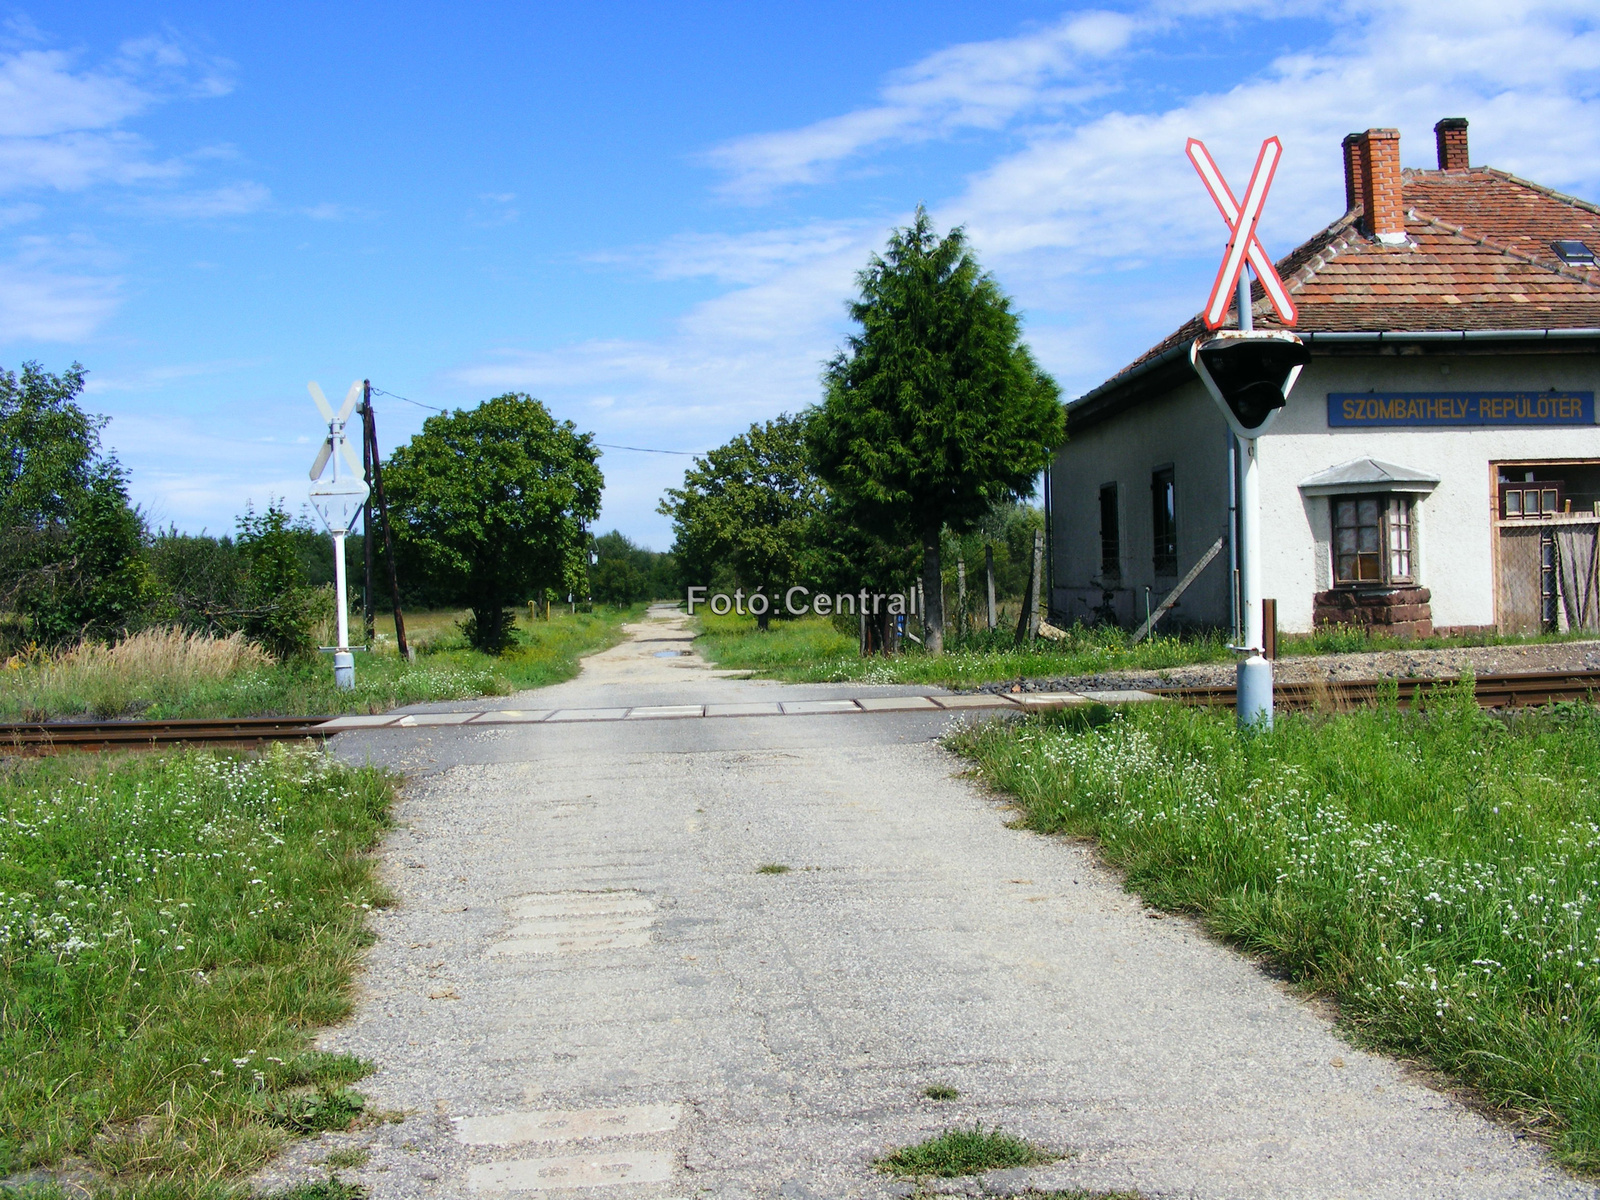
[307,380,369,534]
[1186,136,1298,330]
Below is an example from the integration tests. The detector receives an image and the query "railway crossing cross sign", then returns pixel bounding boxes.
[1186,136,1298,329]
[307,380,369,690]
[307,381,369,532]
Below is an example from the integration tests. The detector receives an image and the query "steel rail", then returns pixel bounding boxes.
[0,716,332,755]
[1151,667,1600,710]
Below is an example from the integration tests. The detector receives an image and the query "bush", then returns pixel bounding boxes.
[237,503,318,660]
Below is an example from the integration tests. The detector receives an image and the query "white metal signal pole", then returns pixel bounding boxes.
[1232,266,1274,726]
[308,381,370,690]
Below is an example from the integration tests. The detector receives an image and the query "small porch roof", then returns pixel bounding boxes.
[1297,457,1442,497]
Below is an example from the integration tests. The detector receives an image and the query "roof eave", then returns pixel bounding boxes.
[1066,327,1600,435]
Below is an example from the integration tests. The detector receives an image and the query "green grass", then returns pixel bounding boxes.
[0,746,397,1196]
[755,863,791,875]
[875,1125,1055,1177]
[694,613,1233,686]
[921,1084,960,1101]
[694,612,1594,688]
[0,606,640,721]
[948,687,1600,1170]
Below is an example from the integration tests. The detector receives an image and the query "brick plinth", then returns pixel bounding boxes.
[1313,586,1433,638]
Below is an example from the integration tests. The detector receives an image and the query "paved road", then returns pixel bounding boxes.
[258,606,1594,1200]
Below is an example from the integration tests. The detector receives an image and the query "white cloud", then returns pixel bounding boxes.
[0,37,234,194]
[469,192,519,227]
[0,29,252,343]
[131,181,272,219]
[611,220,872,285]
[705,10,1137,200]
[0,260,120,340]
[82,357,266,394]
[0,201,41,226]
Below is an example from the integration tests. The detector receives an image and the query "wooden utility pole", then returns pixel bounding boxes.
[362,396,410,660]
[985,544,997,629]
[1014,529,1043,644]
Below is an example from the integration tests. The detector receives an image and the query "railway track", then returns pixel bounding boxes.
[0,715,331,755]
[4,667,1596,755]
[1152,667,1600,710]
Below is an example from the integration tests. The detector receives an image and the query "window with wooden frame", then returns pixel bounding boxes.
[1151,467,1176,576]
[1098,483,1120,578]
[1332,494,1414,585]
[1499,480,1564,519]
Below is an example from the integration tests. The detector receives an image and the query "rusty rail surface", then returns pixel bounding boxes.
[0,716,331,755]
[1151,667,1600,710]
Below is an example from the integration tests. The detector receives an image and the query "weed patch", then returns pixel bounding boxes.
[264,1181,366,1200]
[949,687,1600,1169]
[755,863,791,875]
[0,745,396,1194]
[317,1148,370,1170]
[260,1088,366,1134]
[921,1084,959,1100]
[876,1125,1055,1177]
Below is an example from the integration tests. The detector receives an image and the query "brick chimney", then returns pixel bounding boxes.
[1434,117,1469,171]
[1357,128,1406,244]
[1341,132,1365,212]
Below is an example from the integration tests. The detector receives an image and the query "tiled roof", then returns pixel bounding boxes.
[1117,168,1600,376]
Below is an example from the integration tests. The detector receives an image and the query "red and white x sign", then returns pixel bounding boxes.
[1187,136,1298,330]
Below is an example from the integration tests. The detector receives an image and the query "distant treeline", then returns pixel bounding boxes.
[1,361,674,659]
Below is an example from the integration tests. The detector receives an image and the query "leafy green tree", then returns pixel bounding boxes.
[659,414,827,629]
[0,362,100,535]
[18,462,152,646]
[237,502,318,660]
[0,363,156,648]
[384,394,602,653]
[590,531,675,607]
[808,208,1064,653]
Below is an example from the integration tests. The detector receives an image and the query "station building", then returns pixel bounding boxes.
[1047,119,1600,637]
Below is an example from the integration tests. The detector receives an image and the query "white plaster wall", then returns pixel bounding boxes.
[1260,352,1600,631]
[1050,379,1233,628]
[1053,349,1600,633]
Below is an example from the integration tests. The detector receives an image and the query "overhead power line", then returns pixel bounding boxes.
[367,385,701,456]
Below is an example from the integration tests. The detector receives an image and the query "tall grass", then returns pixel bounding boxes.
[694,613,1232,686]
[0,606,641,721]
[0,746,395,1195]
[2,628,271,719]
[949,689,1600,1169]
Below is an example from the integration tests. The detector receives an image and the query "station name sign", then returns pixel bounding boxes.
[1328,390,1595,427]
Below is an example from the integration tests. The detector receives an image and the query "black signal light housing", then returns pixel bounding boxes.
[1189,330,1310,438]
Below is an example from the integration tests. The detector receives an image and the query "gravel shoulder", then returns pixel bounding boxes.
[972,638,1600,695]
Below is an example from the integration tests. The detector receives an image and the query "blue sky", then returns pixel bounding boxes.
[5,1,1599,549]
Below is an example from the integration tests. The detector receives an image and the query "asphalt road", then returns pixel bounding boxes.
[254,605,1596,1200]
